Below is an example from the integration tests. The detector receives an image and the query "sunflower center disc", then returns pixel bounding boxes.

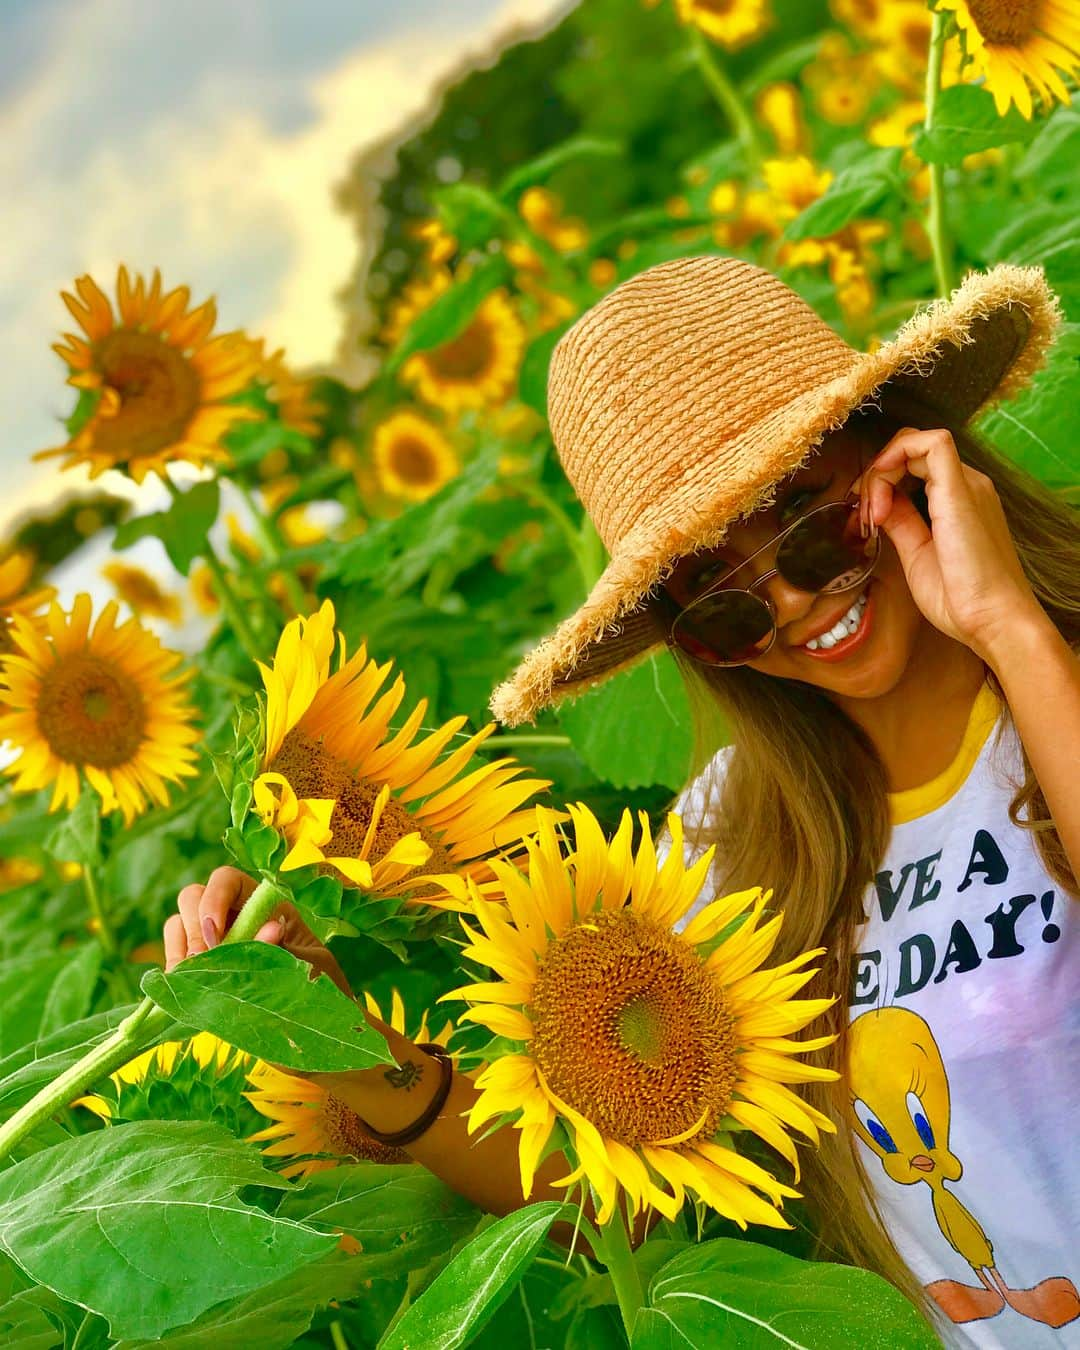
[36,653,146,767]
[322,1092,409,1165]
[91,329,201,460]
[530,910,738,1146]
[966,0,1035,44]
[390,437,440,486]
[427,316,493,380]
[269,729,454,880]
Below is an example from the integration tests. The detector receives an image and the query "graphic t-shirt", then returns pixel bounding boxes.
[664,681,1080,1348]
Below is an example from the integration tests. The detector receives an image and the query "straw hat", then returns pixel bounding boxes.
[489,255,1063,726]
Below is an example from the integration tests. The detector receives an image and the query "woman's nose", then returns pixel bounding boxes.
[759,570,820,635]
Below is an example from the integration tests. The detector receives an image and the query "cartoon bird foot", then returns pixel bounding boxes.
[924,1278,1003,1324]
[989,1270,1080,1328]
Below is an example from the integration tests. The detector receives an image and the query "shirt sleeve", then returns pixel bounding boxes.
[654,744,734,871]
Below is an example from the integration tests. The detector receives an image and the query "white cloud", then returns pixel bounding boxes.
[0,0,568,533]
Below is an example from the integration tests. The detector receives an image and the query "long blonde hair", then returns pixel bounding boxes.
[666,388,1080,1314]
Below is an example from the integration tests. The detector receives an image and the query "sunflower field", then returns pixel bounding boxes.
[1,0,1078,1346]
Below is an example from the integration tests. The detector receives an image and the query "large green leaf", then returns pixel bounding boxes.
[112,480,220,576]
[498,136,623,199]
[558,650,694,792]
[378,1201,566,1350]
[112,1251,376,1350]
[0,1005,140,1123]
[141,942,397,1072]
[783,148,904,242]
[0,945,101,1058]
[276,1163,480,1276]
[631,1239,937,1349]
[42,789,100,868]
[913,84,1038,165]
[0,1120,335,1342]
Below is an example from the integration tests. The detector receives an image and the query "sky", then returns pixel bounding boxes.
[0,0,569,540]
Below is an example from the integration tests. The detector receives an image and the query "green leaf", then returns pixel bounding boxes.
[111,1251,376,1350]
[113,480,220,576]
[0,1005,140,1124]
[276,1164,480,1276]
[433,183,511,250]
[0,946,101,1058]
[140,941,397,1072]
[498,136,623,199]
[0,1120,335,1342]
[913,84,1038,165]
[385,253,512,375]
[632,1238,937,1349]
[782,148,904,243]
[377,1201,566,1350]
[559,650,694,792]
[42,789,100,868]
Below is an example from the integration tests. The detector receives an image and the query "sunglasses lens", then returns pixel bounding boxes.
[668,503,879,665]
[670,589,773,666]
[777,502,875,593]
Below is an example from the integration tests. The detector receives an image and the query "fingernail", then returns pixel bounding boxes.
[201,915,220,949]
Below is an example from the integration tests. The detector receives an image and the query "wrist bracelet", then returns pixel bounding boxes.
[352,1043,454,1148]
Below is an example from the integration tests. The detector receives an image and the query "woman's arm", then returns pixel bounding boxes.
[982,611,1080,891]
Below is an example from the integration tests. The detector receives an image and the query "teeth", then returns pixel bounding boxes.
[804,591,868,651]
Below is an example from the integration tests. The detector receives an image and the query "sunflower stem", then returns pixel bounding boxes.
[0,878,287,1162]
[922,9,956,298]
[235,481,309,617]
[689,27,764,171]
[329,1320,350,1350]
[481,734,571,750]
[82,865,137,999]
[594,1204,644,1339]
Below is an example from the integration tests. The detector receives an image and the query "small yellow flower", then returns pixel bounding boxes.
[372,410,459,503]
[400,290,526,415]
[675,0,772,49]
[189,563,220,616]
[588,258,618,289]
[407,217,458,267]
[517,187,589,252]
[754,83,810,156]
[0,857,43,891]
[101,561,182,624]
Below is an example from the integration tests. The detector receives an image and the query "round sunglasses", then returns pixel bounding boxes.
[660,473,881,667]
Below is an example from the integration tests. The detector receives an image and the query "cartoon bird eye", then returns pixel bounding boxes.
[905,1091,935,1151]
[852,1097,898,1154]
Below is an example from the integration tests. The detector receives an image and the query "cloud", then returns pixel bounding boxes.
[0,0,567,532]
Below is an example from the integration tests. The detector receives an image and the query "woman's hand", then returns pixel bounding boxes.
[163,864,353,998]
[856,426,1048,664]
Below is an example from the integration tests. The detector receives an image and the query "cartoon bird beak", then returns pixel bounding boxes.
[910,1154,935,1172]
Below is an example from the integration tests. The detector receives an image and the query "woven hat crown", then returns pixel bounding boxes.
[548,255,859,553]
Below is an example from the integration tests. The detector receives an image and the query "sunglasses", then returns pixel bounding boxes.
[660,467,881,667]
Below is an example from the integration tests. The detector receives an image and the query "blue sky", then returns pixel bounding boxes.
[0,0,567,537]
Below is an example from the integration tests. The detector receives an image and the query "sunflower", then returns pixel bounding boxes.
[517,188,589,253]
[0,595,200,823]
[101,560,182,624]
[251,600,551,904]
[446,806,838,1228]
[674,0,772,47]
[932,0,1080,117]
[872,4,968,96]
[189,563,221,616]
[372,411,459,503]
[243,992,452,1177]
[0,552,55,665]
[400,289,526,415]
[73,1032,256,1130]
[244,337,327,437]
[381,269,453,348]
[36,266,263,484]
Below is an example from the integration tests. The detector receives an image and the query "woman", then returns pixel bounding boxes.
[164,256,1079,1345]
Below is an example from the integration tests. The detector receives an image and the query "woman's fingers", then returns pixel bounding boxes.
[163,913,188,972]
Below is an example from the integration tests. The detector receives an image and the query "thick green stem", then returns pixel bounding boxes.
[690,28,763,170]
[83,866,138,1000]
[594,1207,644,1340]
[0,878,287,1162]
[922,10,955,298]
[236,482,309,616]
[329,1320,350,1350]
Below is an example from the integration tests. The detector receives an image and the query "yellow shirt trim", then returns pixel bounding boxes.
[887,680,1003,826]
